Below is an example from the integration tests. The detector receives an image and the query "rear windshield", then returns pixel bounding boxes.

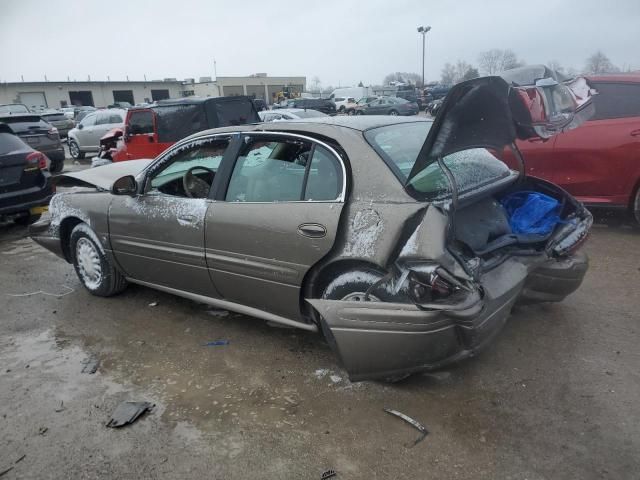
[0,116,47,133]
[0,132,28,154]
[365,122,511,199]
[0,105,29,114]
[41,113,67,121]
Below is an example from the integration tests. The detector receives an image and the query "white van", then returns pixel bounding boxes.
[329,87,373,102]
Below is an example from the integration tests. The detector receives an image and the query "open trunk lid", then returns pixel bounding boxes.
[407,71,596,192]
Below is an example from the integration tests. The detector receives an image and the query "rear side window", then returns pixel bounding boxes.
[156,105,206,142]
[96,113,113,125]
[591,82,640,120]
[225,137,343,203]
[0,132,27,154]
[128,111,154,135]
[109,114,123,123]
[208,99,260,128]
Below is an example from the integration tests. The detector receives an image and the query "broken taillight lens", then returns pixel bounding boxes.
[26,151,48,170]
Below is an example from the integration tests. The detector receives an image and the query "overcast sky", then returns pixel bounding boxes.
[1,0,638,87]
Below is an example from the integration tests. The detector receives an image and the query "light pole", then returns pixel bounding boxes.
[417,26,431,88]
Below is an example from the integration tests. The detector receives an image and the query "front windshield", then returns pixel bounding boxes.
[365,122,511,198]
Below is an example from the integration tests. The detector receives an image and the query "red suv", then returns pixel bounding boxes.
[517,74,640,223]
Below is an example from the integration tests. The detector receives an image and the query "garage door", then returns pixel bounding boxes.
[19,92,47,112]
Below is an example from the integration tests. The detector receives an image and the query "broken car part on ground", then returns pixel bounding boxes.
[30,72,594,381]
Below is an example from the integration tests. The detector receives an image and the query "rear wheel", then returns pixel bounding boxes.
[389,110,399,116]
[68,139,85,160]
[633,186,640,226]
[49,158,64,173]
[70,223,127,296]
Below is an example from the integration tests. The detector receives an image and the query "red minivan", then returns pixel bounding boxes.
[109,96,260,162]
[517,75,640,223]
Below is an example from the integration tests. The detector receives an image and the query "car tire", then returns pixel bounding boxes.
[355,110,363,115]
[321,268,401,302]
[14,214,41,226]
[389,110,399,116]
[339,106,345,113]
[68,139,85,160]
[70,223,127,297]
[633,186,640,226]
[49,158,64,173]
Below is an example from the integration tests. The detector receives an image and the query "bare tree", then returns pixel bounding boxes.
[441,61,479,85]
[478,49,524,75]
[309,76,321,93]
[440,63,456,85]
[584,51,619,74]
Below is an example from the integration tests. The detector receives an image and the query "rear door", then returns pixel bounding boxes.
[204,132,346,320]
[550,82,640,205]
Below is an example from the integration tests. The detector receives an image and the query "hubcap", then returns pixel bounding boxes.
[390,111,398,116]
[76,237,102,289]
[70,142,79,157]
[341,292,380,302]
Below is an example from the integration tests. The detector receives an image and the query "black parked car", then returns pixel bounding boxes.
[283,98,337,115]
[0,124,53,225]
[0,114,65,172]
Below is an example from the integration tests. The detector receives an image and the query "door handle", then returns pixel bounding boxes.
[630,129,640,137]
[297,223,327,238]
[177,214,197,224]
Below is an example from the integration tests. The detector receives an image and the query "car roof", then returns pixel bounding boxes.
[191,115,431,139]
[586,74,640,83]
[128,95,254,111]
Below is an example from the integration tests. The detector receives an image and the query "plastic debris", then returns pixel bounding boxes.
[321,469,337,479]
[106,401,154,428]
[54,401,65,412]
[0,455,26,477]
[500,191,563,235]
[148,302,158,307]
[38,426,48,435]
[203,340,230,347]
[81,355,100,374]
[383,408,428,446]
[5,285,74,298]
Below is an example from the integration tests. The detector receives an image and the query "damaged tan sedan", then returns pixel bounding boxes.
[31,74,594,381]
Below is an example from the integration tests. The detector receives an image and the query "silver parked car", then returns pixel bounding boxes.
[259,108,328,122]
[67,109,125,159]
[31,75,595,381]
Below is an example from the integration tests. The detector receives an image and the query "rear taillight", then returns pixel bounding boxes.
[47,126,59,140]
[26,151,48,170]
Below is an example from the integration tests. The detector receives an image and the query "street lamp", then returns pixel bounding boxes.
[417,26,431,89]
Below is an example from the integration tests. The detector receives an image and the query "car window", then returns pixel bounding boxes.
[95,112,112,125]
[335,97,345,102]
[80,113,96,127]
[304,146,342,201]
[0,104,29,114]
[225,137,311,202]
[109,113,123,123]
[0,132,28,154]
[128,110,154,135]
[149,137,230,197]
[365,122,511,198]
[590,82,640,120]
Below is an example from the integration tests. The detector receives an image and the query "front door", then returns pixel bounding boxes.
[122,109,163,160]
[205,133,346,320]
[75,112,98,149]
[109,135,231,296]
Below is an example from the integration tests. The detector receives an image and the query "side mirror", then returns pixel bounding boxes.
[112,175,137,196]
[77,123,84,130]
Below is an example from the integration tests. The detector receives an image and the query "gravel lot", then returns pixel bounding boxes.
[0,158,638,479]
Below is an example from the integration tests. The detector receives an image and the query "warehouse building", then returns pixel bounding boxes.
[0,74,306,110]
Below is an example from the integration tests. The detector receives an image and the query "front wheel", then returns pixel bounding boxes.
[68,139,85,160]
[70,223,127,296]
[389,110,399,116]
